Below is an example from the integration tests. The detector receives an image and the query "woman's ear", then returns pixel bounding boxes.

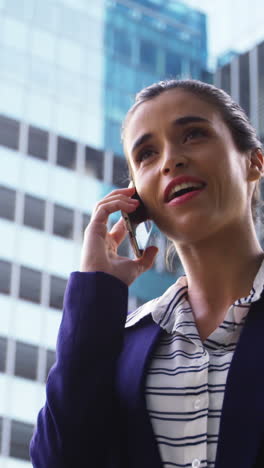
[248,148,264,181]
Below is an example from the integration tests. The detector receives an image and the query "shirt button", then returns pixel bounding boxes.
[194,398,201,410]
[192,459,201,468]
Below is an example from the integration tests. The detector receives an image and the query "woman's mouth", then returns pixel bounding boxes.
[167,184,206,206]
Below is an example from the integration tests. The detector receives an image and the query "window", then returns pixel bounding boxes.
[23,194,45,230]
[85,146,103,179]
[49,275,67,310]
[140,39,157,69]
[0,417,3,449]
[0,336,7,372]
[221,64,231,95]
[4,0,35,22]
[46,348,56,379]
[0,260,11,295]
[10,419,34,461]
[57,136,76,169]
[104,118,123,157]
[239,52,250,117]
[53,204,74,239]
[0,115,19,150]
[19,266,41,303]
[113,155,128,188]
[34,0,59,35]
[82,213,91,235]
[165,51,181,77]
[15,341,38,380]
[113,28,132,59]
[0,186,16,221]
[27,125,48,160]
[60,5,85,42]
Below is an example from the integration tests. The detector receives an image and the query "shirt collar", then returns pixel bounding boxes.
[125,258,264,332]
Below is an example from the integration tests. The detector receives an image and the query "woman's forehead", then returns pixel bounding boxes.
[124,89,221,152]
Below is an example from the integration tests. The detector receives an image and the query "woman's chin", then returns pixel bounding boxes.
[161,214,218,245]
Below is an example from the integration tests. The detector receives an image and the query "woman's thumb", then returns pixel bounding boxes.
[136,246,159,273]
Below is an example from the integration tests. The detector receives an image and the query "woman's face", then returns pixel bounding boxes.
[124,89,256,244]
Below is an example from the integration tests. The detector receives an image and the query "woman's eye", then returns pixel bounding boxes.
[137,149,156,162]
[184,128,207,142]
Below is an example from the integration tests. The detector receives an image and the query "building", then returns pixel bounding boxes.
[214,40,264,241]
[104,0,209,156]
[215,41,264,142]
[0,0,208,465]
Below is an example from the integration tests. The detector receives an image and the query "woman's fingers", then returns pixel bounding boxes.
[109,217,127,245]
[102,186,135,200]
[91,197,139,225]
[79,186,158,286]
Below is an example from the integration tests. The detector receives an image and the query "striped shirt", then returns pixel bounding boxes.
[126,260,264,468]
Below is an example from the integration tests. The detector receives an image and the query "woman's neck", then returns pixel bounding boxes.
[175,222,264,340]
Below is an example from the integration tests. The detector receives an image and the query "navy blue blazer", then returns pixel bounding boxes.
[30,271,264,467]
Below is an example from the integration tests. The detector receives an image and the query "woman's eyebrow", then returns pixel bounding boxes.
[131,133,152,154]
[172,115,210,126]
[131,116,210,154]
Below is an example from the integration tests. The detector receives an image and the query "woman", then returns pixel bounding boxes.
[30,80,264,468]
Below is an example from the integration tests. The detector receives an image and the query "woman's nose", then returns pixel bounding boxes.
[161,150,188,175]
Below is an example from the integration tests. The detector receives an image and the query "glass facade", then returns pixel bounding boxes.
[103,0,208,156]
[0,0,208,464]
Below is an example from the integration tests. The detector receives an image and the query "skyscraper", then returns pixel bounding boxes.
[0,1,208,465]
[215,40,264,242]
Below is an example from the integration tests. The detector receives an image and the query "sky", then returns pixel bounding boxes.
[183,0,264,68]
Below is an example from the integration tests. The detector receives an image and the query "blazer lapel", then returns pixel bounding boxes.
[116,316,163,468]
[215,295,264,468]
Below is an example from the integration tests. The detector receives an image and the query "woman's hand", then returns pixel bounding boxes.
[79,187,158,286]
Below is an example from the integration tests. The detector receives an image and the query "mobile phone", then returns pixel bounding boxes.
[122,185,153,258]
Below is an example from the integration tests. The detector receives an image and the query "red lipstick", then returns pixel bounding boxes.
[164,176,206,203]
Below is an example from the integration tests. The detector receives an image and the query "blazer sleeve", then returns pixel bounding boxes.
[30,271,128,468]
